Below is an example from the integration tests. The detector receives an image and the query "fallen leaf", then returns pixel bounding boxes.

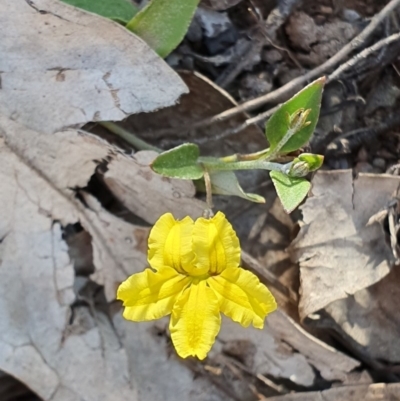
[0,0,187,134]
[118,71,266,158]
[208,310,358,387]
[290,170,400,319]
[114,315,232,401]
[267,311,359,382]
[266,383,400,401]
[0,116,139,400]
[323,262,400,363]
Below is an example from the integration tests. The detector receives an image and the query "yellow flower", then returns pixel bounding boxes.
[117,212,277,360]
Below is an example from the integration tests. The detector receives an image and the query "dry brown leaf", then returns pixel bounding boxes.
[267,311,359,382]
[206,310,359,387]
[0,121,137,400]
[114,316,231,401]
[290,170,400,319]
[0,0,187,134]
[266,383,400,401]
[324,264,400,363]
[119,71,266,157]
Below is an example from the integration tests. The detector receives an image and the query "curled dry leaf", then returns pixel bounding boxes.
[291,170,400,320]
[324,261,400,363]
[266,383,400,401]
[0,0,187,134]
[0,116,141,400]
[114,316,231,401]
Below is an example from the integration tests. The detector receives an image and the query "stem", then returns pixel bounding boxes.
[203,169,213,210]
[219,148,270,163]
[99,121,161,152]
[202,158,291,174]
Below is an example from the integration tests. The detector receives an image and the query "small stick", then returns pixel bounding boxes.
[329,32,400,81]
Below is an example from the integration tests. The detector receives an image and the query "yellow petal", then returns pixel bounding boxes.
[148,213,195,273]
[208,267,277,329]
[117,266,190,321]
[192,211,240,274]
[169,280,221,360]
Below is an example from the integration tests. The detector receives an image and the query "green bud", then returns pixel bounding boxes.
[289,159,310,177]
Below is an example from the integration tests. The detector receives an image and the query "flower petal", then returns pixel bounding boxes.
[208,267,277,328]
[117,266,190,321]
[148,213,195,273]
[169,280,221,360]
[192,211,240,274]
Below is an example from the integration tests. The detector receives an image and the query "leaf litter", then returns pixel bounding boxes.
[3,0,400,399]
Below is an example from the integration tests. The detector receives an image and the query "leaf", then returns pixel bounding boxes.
[266,383,400,401]
[290,170,400,320]
[0,0,188,134]
[270,171,311,213]
[266,77,325,154]
[126,0,200,58]
[60,0,138,23]
[151,143,204,179]
[195,171,265,203]
[0,114,147,400]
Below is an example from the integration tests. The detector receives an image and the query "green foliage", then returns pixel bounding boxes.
[126,0,200,58]
[151,143,204,180]
[270,171,311,213]
[265,77,325,154]
[204,171,265,203]
[60,0,138,24]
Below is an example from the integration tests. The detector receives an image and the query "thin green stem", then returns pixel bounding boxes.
[203,169,213,209]
[99,121,161,152]
[201,158,291,174]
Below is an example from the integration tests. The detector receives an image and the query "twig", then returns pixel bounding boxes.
[198,31,400,144]
[223,356,287,394]
[195,105,278,145]
[329,32,400,81]
[188,0,400,130]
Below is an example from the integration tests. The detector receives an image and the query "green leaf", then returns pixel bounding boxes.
[60,0,138,24]
[270,171,311,213]
[196,171,265,203]
[266,77,325,154]
[151,143,204,179]
[126,0,200,58]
